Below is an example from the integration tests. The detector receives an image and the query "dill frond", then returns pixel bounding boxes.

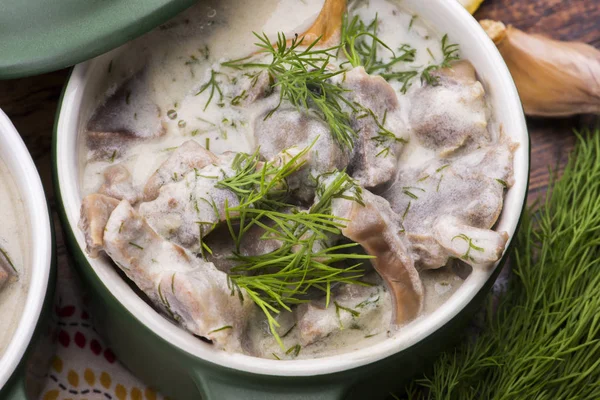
[222,33,358,149]
[220,155,372,348]
[341,13,416,75]
[195,69,224,110]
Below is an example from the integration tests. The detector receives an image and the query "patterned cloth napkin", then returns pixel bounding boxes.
[39,243,168,400]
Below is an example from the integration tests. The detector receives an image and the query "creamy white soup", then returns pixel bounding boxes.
[0,159,29,355]
[78,0,515,359]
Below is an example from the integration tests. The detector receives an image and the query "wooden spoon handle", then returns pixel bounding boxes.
[290,0,347,46]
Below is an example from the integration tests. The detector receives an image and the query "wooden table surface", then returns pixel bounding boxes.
[0,0,597,391]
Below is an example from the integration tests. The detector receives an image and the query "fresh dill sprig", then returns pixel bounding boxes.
[222,32,358,149]
[380,34,459,92]
[196,69,224,110]
[335,301,360,329]
[398,128,600,400]
[221,156,371,348]
[341,13,416,75]
[420,34,460,86]
[379,70,419,94]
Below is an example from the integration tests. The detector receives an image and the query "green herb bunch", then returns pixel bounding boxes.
[223,33,358,149]
[397,129,600,400]
[219,148,371,348]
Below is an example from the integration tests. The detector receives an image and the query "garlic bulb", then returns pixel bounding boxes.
[480,20,600,117]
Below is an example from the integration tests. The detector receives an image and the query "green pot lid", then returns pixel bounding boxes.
[0,0,196,79]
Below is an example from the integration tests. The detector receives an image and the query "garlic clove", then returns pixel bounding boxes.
[480,19,600,117]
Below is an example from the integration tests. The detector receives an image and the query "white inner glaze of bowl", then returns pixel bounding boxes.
[56,0,528,376]
[0,110,53,388]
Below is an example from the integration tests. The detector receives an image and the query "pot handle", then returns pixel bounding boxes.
[193,372,348,400]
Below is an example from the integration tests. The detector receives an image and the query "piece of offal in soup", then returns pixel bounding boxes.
[79,193,121,257]
[98,164,140,204]
[139,152,239,252]
[383,142,515,270]
[86,70,165,161]
[341,67,408,190]
[408,61,490,156]
[103,200,252,350]
[326,175,424,325]
[254,108,350,202]
[140,145,309,252]
[143,140,219,202]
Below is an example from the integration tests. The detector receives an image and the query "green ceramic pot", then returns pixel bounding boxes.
[0,110,56,399]
[0,0,196,79]
[53,1,530,398]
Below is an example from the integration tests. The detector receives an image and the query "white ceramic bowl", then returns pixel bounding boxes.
[54,0,528,396]
[0,110,53,392]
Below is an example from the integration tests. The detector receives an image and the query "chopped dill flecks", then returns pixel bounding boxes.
[427,47,435,61]
[408,14,418,30]
[231,90,247,106]
[184,54,200,66]
[356,295,380,309]
[382,71,420,94]
[360,108,408,157]
[496,178,508,187]
[285,344,302,357]
[205,137,210,151]
[436,164,450,173]
[208,325,233,334]
[191,129,199,137]
[0,247,16,272]
[109,150,117,163]
[198,44,210,60]
[128,242,144,250]
[107,60,113,74]
[157,281,176,320]
[401,201,411,220]
[420,34,460,86]
[402,186,425,200]
[272,353,281,360]
[196,69,224,111]
[335,301,360,329]
[196,116,216,126]
[281,323,296,338]
[451,233,484,261]
[437,174,444,192]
